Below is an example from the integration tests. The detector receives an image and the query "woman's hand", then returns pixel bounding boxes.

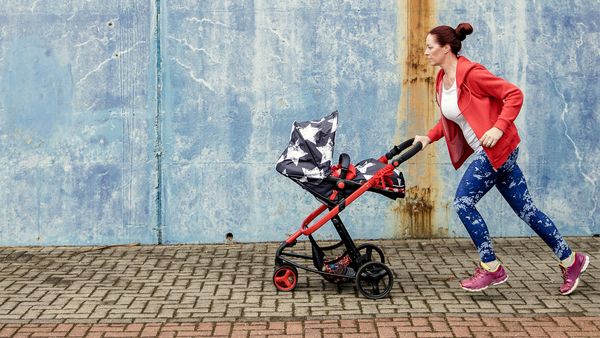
[480,127,504,148]
[414,135,431,149]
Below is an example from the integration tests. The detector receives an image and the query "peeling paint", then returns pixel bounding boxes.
[392,186,448,238]
[393,0,444,238]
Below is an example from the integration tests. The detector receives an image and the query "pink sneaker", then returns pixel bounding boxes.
[460,264,508,292]
[560,252,589,295]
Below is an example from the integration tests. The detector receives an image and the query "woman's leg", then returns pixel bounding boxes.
[495,149,590,295]
[494,156,572,260]
[454,152,498,263]
[455,152,510,291]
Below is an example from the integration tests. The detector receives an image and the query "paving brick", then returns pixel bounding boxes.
[140,324,160,337]
[0,238,599,336]
[213,323,232,336]
[0,327,18,337]
[285,322,303,334]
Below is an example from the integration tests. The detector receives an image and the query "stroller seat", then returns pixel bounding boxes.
[328,153,405,200]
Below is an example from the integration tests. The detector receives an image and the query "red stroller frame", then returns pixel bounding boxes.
[274,138,422,299]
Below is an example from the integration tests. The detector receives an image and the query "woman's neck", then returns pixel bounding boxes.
[440,55,459,78]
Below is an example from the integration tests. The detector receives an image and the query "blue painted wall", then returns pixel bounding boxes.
[0,1,597,245]
[0,2,156,245]
[437,1,599,239]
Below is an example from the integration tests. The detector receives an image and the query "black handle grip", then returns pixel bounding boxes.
[385,138,415,160]
[391,141,423,167]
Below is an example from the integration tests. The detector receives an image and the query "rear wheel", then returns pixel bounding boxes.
[355,261,393,299]
[356,243,385,264]
[273,265,298,291]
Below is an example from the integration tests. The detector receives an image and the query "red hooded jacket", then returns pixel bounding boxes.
[426,56,523,170]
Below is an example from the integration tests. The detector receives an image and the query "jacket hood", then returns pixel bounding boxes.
[455,56,480,87]
[436,56,479,92]
[435,56,481,110]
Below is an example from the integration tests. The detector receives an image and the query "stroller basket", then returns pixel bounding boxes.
[273,112,422,299]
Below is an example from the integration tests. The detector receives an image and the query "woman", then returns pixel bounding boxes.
[413,23,589,295]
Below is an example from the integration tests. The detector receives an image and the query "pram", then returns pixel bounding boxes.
[274,111,422,299]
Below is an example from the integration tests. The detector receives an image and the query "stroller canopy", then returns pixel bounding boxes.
[276,111,338,187]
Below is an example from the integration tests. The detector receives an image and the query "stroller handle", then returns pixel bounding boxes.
[386,138,423,167]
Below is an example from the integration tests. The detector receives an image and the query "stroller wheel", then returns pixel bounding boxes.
[355,262,393,299]
[273,265,298,292]
[356,243,385,264]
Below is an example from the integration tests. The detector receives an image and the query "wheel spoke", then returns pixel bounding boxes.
[273,267,296,290]
[372,282,380,295]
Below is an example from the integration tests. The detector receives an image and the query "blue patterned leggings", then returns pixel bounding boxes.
[454,148,572,263]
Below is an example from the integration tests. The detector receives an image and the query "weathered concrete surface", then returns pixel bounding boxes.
[160,1,403,244]
[161,0,599,244]
[0,1,598,245]
[0,2,157,245]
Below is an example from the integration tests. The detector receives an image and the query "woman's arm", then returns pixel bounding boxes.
[414,118,444,150]
[468,65,524,133]
[426,118,444,143]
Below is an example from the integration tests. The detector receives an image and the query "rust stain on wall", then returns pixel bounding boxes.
[393,0,446,238]
[392,187,433,238]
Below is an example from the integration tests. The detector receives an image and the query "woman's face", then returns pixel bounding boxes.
[424,34,448,66]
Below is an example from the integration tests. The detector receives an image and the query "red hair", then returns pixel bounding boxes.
[429,23,473,55]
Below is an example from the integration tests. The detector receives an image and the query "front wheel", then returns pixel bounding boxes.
[355,261,393,299]
[273,265,298,292]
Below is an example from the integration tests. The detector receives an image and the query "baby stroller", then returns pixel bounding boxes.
[274,111,422,299]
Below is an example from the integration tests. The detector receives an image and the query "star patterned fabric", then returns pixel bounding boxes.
[276,111,338,196]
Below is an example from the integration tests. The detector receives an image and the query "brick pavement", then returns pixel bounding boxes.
[0,237,598,337]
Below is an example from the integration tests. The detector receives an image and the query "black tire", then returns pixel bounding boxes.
[356,243,385,264]
[355,261,393,299]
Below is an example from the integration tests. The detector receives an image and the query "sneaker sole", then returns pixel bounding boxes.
[461,274,509,292]
[560,255,589,296]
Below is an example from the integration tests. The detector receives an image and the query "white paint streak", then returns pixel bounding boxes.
[85,99,99,112]
[167,36,221,64]
[76,40,146,86]
[267,27,287,44]
[186,17,229,27]
[74,37,110,48]
[270,53,285,63]
[76,57,113,86]
[172,58,215,92]
[30,0,40,13]
[546,67,598,219]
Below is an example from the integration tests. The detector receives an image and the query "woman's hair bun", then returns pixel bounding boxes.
[455,23,473,41]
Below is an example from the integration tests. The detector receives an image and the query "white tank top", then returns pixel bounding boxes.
[441,81,483,153]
